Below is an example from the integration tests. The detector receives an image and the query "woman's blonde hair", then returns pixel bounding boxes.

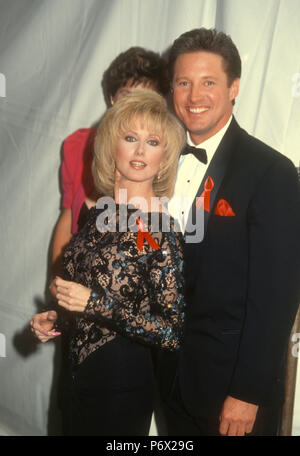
[92,89,186,199]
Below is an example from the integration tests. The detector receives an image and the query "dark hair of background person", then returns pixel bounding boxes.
[101,46,169,106]
[168,28,242,88]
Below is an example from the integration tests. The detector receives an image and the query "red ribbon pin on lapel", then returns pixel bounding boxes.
[136,217,161,251]
[196,176,214,212]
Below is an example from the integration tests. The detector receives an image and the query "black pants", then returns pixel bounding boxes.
[162,376,282,436]
[62,337,154,436]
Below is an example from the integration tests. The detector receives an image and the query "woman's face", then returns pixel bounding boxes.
[114,118,165,187]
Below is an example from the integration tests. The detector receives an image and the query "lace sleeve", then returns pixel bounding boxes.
[84,229,185,351]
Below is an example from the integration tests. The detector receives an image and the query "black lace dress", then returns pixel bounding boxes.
[61,204,185,436]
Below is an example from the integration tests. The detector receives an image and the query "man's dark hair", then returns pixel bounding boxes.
[102,47,169,106]
[168,28,242,86]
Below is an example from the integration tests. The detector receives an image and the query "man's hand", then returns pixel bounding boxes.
[30,310,60,343]
[219,395,259,436]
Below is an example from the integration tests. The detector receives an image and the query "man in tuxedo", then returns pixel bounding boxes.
[162,28,300,436]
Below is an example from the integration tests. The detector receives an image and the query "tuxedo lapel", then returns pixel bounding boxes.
[184,117,242,242]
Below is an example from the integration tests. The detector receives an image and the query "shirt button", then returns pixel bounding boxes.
[187,180,190,183]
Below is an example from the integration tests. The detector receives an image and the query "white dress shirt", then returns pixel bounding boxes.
[168,116,232,233]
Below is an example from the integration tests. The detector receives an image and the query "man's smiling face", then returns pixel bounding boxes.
[172,51,239,145]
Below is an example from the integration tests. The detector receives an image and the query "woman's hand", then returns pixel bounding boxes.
[30,310,60,343]
[49,277,58,299]
[55,277,91,313]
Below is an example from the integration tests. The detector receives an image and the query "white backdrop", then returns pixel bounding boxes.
[0,0,299,436]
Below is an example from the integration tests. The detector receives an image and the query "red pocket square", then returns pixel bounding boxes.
[214,199,235,216]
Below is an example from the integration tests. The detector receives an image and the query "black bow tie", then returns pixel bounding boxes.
[181,144,207,164]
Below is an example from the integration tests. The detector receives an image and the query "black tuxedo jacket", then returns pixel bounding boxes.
[162,117,300,419]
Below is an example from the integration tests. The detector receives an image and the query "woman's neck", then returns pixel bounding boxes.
[114,180,158,211]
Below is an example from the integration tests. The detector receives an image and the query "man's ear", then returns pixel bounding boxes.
[110,95,114,106]
[229,78,240,102]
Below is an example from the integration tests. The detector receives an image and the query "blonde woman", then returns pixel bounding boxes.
[35,89,186,435]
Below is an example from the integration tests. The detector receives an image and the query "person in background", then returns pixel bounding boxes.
[160,27,300,436]
[31,46,169,339]
[33,89,186,435]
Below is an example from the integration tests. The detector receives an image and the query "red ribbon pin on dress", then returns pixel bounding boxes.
[136,217,161,251]
[196,176,214,212]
